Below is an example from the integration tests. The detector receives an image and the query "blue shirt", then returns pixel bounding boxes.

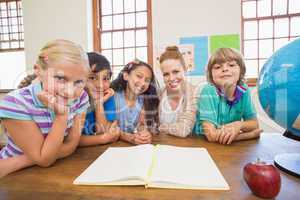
[82,96,116,135]
[114,91,144,133]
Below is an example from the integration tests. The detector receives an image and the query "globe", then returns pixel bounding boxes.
[258,38,300,137]
[258,38,300,178]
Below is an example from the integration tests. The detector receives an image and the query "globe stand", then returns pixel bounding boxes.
[274,130,300,178]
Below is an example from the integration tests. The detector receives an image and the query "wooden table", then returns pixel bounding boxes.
[0,133,299,200]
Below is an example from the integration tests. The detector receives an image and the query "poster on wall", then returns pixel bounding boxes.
[179,36,209,76]
[179,34,240,76]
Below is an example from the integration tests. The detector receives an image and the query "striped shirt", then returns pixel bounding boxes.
[0,82,89,159]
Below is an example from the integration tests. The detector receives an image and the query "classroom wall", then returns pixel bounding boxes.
[22,0,93,70]
[152,0,241,85]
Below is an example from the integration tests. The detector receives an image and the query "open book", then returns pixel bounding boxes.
[73,144,229,190]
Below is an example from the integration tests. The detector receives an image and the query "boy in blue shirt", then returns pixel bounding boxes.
[80,52,120,146]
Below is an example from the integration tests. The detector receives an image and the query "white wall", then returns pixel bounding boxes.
[23,0,93,70]
[152,0,241,85]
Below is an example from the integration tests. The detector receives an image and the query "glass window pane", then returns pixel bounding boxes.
[136,29,147,46]
[1,10,7,18]
[124,13,135,28]
[102,50,112,64]
[136,12,147,27]
[291,17,300,36]
[259,39,273,58]
[112,66,123,79]
[274,18,289,37]
[124,30,135,47]
[136,47,147,62]
[244,40,258,59]
[101,32,112,49]
[113,0,123,14]
[274,38,289,51]
[11,41,18,48]
[11,18,17,25]
[113,14,123,29]
[245,59,258,78]
[12,33,18,40]
[289,0,300,14]
[8,2,16,9]
[102,16,112,30]
[113,49,124,65]
[244,21,258,39]
[136,0,147,11]
[2,42,9,49]
[10,9,17,17]
[273,0,287,15]
[258,0,271,17]
[259,19,273,38]
[0,3,6,10]
[124,0,135,12]
[12,25,18,32]
[259,59,268,72]
[112,31,123,48]
[124,48,135,64]
[1,18,8,26]
[3,26,8,33]
[242,1,257,18]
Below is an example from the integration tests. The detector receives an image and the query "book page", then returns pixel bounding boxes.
[74,144,154,185]
[148,145,229,190]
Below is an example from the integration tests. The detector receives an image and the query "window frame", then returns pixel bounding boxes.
[241,0,300,85]
[0,0,24,92]
[92,0,153,72]
[0,0,24,52]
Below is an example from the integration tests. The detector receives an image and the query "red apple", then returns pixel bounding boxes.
[243,159,281,199]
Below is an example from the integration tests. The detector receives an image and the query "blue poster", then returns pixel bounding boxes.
[179,36,208,76]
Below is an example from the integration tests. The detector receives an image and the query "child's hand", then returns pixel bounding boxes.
[218,121,242,144]
[92,88,114,105]
[133,129,152,144]
[102,88,114,102]
[37,91,68,115]
[102,121,120,143]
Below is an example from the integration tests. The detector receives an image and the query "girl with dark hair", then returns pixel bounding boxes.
[111,59,159,145]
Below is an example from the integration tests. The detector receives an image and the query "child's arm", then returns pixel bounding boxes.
[56,113,85,158]
[203,119,261,144]
[2,114,68,167]
[94,88,115,133]
[0,155,34,178]
[202,121,221,142]
[79,120,120,147]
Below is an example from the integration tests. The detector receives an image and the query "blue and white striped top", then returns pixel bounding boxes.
[0,82,89,159]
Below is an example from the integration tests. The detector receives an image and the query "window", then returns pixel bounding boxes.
[0,0,25,90]
[242,0,300,78]
[93,0,153,77]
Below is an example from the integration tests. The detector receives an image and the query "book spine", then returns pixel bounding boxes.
[145,144,160,188]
